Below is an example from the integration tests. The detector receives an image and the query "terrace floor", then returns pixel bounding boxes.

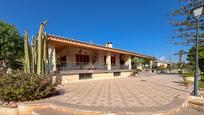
[37,74,192,114]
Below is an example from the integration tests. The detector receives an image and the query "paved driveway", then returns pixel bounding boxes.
[45,74,192,113]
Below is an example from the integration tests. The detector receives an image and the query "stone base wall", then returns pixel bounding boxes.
[92,73,113,80]
[53,71,132,84]
[0,107,18,115]
[61,74,79,84]
[121,71,132,77]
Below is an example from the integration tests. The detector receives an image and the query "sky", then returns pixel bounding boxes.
[0,0,189,62]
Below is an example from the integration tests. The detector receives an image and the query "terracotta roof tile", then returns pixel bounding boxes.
[47,34,155,59]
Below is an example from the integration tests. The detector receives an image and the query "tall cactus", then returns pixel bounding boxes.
[36,35,38,73]
[37,20,48,75]
[23,21,48,75]
[31,36,35,73]
[24,31,31,73]
[42,32,47,74]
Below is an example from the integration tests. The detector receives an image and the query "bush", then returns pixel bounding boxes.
[131,69,142,76]
[0,73,56,102]
[199,75,204,88]
[182,72,194,78]
[158,65,167,71]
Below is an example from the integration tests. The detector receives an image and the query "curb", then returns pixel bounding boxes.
[17,97,190,115]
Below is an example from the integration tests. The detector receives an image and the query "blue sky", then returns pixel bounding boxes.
[0,0,188,62]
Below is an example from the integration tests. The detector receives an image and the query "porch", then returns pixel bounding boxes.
[46,34,154,83]
[47,41,132,73]
[57,62,130,71]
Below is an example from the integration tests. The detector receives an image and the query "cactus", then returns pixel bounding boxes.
[23,21,48,75]
[37,20,48,75]
[31,36,35,73]
[24,31,31,73]
[42,32,47,74]
[36,35,38,72]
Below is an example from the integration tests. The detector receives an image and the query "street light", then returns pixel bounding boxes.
[192,4,204,96]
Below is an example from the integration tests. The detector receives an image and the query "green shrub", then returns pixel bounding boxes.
[0,73,56,102]
[199,74,204,88]
[182,72,194,78]
[131,69,142,76]
[158,65,167,70]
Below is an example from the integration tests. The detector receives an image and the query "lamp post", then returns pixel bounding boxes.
[192,4,204,96]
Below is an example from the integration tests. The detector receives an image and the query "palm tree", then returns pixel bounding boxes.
[174,50,187,72]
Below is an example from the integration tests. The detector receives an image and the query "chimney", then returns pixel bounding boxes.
[105,42,112,48]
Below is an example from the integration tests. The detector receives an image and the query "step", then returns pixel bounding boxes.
[188,97,204,106]
[32,108,73,115]
[187,103,204,112]
[187,97,204,112]
[170,107,204,115]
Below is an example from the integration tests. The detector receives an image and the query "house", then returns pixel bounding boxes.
[46,34,155,83]
[154,60,171,68]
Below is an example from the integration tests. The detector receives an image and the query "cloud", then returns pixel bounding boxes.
[159,56,167,61]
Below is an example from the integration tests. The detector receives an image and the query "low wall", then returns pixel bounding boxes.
[51,71,132,84]
[0,107,18,115]
[61,74,79,84]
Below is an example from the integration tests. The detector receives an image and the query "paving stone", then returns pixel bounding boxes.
[41,74,192,113]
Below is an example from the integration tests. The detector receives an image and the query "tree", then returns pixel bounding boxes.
[187,46,204,72]
[0,20,23,74]
[174,50,187,71]
[131,58,145,70]
[170,0,204,46]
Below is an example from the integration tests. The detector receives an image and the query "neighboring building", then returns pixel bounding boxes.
[154,60,172,68]
[46,34,155,83]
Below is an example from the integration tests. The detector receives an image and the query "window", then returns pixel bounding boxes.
[60,56,66,62]
[113,72,121,77]
[76,55,89,63]
[79,73,92,80]
[120,55,125,65]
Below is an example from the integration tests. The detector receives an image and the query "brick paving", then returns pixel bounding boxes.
[43,74,192,113]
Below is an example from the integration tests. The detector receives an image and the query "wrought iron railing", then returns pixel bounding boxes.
[111,65,129,70]
[120,65,129,69]
[47,61,130,72]
[57,61,107,71]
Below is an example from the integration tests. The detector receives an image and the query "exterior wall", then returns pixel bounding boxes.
[92,73,113,80]
[57,47,70,61]
[57,46,96,63]
[98,50,106,65]
[157,63,168,68]
[54,71,132,84]
[125,55,131,70]
[54,46,133,70]
[115,53,120,66]
[121,71,132,77]
[61,74,79,84]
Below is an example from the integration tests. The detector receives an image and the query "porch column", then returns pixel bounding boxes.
[48,44,56,72]
[150,60,153,71]
[128,56,132,70]
[106,52,111,70]
[125,55,132,70]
